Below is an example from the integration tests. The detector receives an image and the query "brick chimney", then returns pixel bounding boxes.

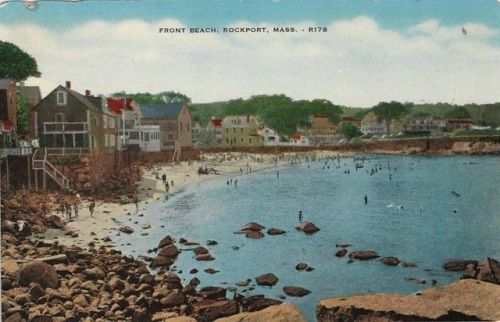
[85,90,91,96]
[65,81,71,89]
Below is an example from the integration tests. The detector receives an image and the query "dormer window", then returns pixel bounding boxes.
[57,91,67,105]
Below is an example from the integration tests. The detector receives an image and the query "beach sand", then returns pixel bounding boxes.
[40,151,351,248]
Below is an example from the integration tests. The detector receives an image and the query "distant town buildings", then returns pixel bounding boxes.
[406,116,446,134]
[222,115,263,147]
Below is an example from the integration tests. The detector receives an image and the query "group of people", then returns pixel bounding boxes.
[59,196,96,220]
[161,173,173,195]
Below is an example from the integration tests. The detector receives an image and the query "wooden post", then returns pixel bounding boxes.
[34,169,38,191]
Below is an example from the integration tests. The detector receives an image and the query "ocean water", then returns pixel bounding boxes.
[115,155,500,321]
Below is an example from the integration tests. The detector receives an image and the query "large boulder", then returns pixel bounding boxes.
[443,260,478,271]
[349,251,380,260]
[158,235,174,248]
[83,267,106,280]
[193,246,209,255]
[196,253,215,261]
[297,222,320,234]
[382,257,401,266]
[214,303,307,322]
[245,231,264,239]
[160,289,187,307]
[256,273,279,287]
[241,222,265,232]
[46,215,65,229]
[283,286,311,297]
[18,261,59,289]
[158,244,179,258]
[198,286,227,300]
[476,257,500,284]
[151,256,173,268]
[241,295,282,312]
[193,300,240,321]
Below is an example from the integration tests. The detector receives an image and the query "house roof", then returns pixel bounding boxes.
[447,119,474,124]
[32,85,102,113]
[141,103,185,119]
[107,98,133,115]
[18,86,42,105]
[211,118,223,127]
[342,116,358,122]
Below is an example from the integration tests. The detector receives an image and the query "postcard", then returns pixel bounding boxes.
[1,1,499,321]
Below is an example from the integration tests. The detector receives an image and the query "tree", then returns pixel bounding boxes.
[112,91,191,105]
[339,123,362,139]
[372,101,412,134]
[444,106,471,119]
[17,95,29,134]
[0,41,41,81]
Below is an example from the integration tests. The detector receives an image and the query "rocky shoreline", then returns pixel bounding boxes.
[1,232,308,322]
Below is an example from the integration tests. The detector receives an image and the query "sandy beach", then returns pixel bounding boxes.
[40,151,352,248]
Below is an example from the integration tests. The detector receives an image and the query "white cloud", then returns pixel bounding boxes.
[1,16,499,106]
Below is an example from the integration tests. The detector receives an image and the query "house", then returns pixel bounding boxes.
[406,116,446,134]
[122,125,161,152]
[33,81,118,155]
[222,115,263,147]
[340,116,360,128]
[17,86,42,139]
[258,126,280,146]
[140,103,193,150]
[446,119,474,132]
[290,133,310,146]
[0,79,17,147]
[107,98,141,130]
[360,111,404,136]
[207,118,224,147]
[307,114,337,135]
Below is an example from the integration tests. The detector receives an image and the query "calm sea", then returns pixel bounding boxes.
[115,155,500,321]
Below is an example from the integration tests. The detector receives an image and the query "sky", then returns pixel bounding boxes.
[0,0,499,107]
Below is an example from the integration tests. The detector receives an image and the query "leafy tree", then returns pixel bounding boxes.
[0,41,41,81]
[444,106,472,119]
[112,91,191,105]
[373,101,412,134]
[17,95,29,134]
[339,123,362,139]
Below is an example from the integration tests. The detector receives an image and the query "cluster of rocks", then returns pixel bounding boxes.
[254,273,311,298]
[237,221,319,240]
[1,233,294,322]
[443,257,500,285]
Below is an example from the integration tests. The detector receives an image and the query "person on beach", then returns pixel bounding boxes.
[135,198,139,213]
[234,179,238,187]
[240,168,243,175]
[74,202,79,219]
[65,203,72,220]
[171,180,174,187]
[89,200,96,217]
[162,173,167,184]
[277,170,280,178]
[165,182,170,195]
[299,210,303,223]
[364,195,368,205]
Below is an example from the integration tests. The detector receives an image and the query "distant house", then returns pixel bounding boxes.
[360,112,385,136]
[406,116,446,134]
[0,79,17,147]
[33,81,118,154]
[308,114,337,135]
[107,98,141,130]
[17,86,42,139]
[141,103,193,150]
[340,116,360,128]
[290,133,310,146]
[258,126,280,146]
[222,115,263,147]
[123,125,161,152]
[446,119,474,132]
[208,117,224,146]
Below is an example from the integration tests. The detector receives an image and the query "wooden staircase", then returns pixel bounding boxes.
[32,148,71,190]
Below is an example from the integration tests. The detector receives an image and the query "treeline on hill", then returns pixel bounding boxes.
[115,91,500,136]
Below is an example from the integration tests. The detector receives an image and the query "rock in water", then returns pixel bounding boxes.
[196,253,215,261]
[335,249,348,257]
[245,230,264,239]
[207,240,218,246]
[283,286,311,297]
[18,262,59,289]
[476,257,500,284]
[158,235,174,248]
[267,228,286,235]
[256,273,279,286]
[193,246,209,255]
[382,257,401,266]
[198,286,227,299]
[242,295,283,312]
[349,251,380,260]
[297,222,320,234]
[295,263,309,271]
[119,226,134,234]
[158,244,179,258]
[241,222,265,232]
[443,260,478,271]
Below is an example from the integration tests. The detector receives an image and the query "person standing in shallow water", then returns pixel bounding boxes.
[299,210,303,223]
[364,195,368,205]
[162,173,167,185]
[89,200,96,217]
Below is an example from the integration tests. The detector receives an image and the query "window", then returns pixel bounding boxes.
[57,91,67,105]
[180,122,183,131]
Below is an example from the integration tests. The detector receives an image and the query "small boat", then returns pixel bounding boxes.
[451,191,461,197]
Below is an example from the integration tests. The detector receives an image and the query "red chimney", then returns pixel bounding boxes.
[66,81,71,89]
[85,90,91,96]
